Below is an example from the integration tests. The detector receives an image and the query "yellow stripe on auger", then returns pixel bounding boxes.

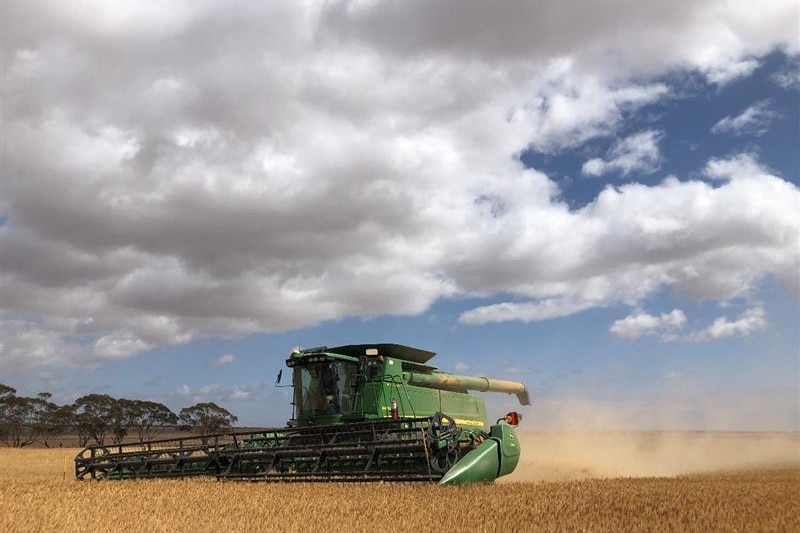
[451,418,484,428]
[382,415,484,428]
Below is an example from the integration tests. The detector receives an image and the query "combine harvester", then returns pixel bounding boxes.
[76,344,530,484]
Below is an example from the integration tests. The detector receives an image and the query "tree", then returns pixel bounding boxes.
[36,404,75,448]
[0,383,16,400]
[0,383,16,445]
[120,399,177,443]
[0,384,56,448]
[0,396,36,447]
[179,402,238,436]
[0,394,49,448]
[73,394,123,446]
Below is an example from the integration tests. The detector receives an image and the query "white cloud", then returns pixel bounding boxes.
[703,152,768,181]
[2,0,798,368]
[197,384,220,395]
[454,361,472,372]
[701,58,761,86]
[460,299,596,325]
[772,68,800,89]
[213,353,236,366]
[227,386,255,401]
[171,384,192,400]
[460,153,799,325]
[504,366,533,375]
[509,65,669,153]
[0,320,78,368]
[166,382,263,405]
[582,130,663,177]
[93,333,153,361]
[687,307,768,341]
[610,309,687,340]
[711,100,776,136]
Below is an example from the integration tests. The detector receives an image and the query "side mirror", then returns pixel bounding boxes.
[275,369,283,386]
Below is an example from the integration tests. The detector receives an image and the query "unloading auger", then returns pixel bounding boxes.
[75,344,530,484]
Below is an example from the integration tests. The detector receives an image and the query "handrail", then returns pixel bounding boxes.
[380,374,417,419]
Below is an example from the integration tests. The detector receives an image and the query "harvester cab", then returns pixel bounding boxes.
[285,346,357,425]
[75,343,530,485]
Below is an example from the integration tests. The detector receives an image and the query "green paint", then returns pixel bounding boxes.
[284,344,528,483]
[77,344,529,484]
[491,423,521,477]
[438,439,500,485]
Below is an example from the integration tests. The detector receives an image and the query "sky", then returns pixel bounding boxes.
[1,0,798,430]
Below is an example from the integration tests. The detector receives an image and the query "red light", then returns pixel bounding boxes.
[503,411,521,426]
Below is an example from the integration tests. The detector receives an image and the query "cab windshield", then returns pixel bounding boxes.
[294,361,356,416]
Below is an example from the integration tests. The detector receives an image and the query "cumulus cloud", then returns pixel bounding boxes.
[170,384,192,400]
[610,310,687,340]
[711,100,776,136]
[687,307,768,341]
[621,306,771,343]
[582,130,663,177]
[319,0,797,83]
[509,66,669,153]
[454,361,472,372]
[772,67,800,89]
[167,382,264,405]
[701,58,761,86]
[213,354,236,366]
[197,384,221,395]
[0,320,79,368]
[460,153,799,325]
[2,0,799,369]
[93,333,153,360]
[504,366,533,375]
[460,299,596,325]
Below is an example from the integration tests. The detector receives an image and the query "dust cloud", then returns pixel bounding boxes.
[503,431,800,482]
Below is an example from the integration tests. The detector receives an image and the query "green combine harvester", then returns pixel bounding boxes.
[75,344,530,484]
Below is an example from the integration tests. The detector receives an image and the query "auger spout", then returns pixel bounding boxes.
[406,372,531,406]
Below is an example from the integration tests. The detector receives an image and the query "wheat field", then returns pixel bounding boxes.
[1,433,798,532]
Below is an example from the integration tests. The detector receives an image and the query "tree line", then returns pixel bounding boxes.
[0,383,238,448]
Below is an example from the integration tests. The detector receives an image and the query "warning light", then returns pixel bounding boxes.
[502,411,521,426]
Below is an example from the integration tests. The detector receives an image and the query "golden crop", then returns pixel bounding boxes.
[1,442,798,532]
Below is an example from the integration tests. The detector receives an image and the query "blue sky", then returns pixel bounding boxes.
[524,52,800,207]
[2,1,798,430]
